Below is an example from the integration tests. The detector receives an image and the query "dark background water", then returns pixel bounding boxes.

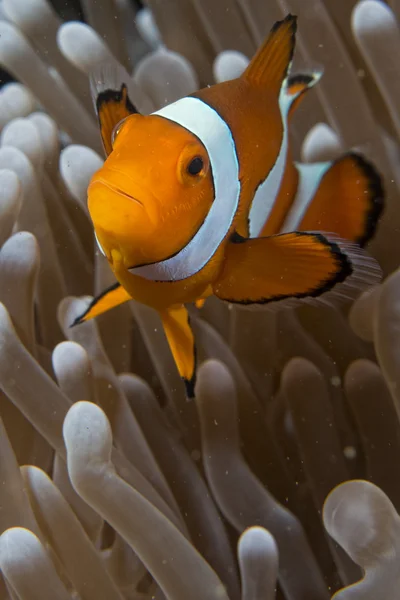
[0,0,144,86]
[50,0,144,20]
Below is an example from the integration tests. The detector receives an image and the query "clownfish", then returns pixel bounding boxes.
[73,14,384,397]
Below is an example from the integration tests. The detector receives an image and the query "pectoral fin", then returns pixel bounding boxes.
[214,233,381,307]
[72,282,132,326]
[90,62,138,155]
[160,305,197,398]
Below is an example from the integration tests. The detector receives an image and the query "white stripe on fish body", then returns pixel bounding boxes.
[94,231,106,256]
[129,96,240,282]
[248,84,292,238]
[280,161,332,233]
[249,71,323,238]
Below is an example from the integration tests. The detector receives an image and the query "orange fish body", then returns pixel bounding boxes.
[89,113,220,308]
[75,15,384,397]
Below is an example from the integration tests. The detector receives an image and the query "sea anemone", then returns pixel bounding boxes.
[0,0,400,598]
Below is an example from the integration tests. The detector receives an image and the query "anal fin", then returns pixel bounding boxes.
[160,305,197,398]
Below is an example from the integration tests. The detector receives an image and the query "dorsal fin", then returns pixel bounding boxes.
[90,61,139,155]
[285,69,323,116]
[286,71,322,99]
[242,14,297,92]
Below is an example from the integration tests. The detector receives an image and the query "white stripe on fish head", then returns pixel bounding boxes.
[129,96,241,282]
[94,231,106,256]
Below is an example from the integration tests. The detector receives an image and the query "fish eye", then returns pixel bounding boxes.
[177,145,209,185]
[187,156,204,176]
[111,118,126,146]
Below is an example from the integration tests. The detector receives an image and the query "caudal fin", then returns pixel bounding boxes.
[298,152,384,247]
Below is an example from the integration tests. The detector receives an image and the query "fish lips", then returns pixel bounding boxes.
[87,177,157,267]
[89,177,144,208]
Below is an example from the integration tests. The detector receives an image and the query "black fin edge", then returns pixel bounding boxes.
[70,282,121,328]
[287,73,315,87]
[183,372,197,399]
[183,313,197,400]
[345,152,385,248]
[96,83,138,116]
[271,13,298,35]
[219,232,353,306]
[271,13,298,69]
[242,13,298,87]
[230,230,247,244]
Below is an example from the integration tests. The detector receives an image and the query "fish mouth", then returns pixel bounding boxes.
[90,178,144,207]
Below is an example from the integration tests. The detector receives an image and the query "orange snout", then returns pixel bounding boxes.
[87,112,216,271]
[87,175,157,269]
